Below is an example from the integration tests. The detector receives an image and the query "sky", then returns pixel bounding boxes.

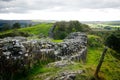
[0,0,120,21]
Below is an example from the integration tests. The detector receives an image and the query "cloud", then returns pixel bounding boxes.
[0,0,13,2]
[0,0,120,13]
[1,8,120,21]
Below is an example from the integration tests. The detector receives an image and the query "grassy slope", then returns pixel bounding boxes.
[19,23,53,36]
[0,23,53,38]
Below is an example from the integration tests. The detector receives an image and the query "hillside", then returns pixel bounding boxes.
[0,23,53,38]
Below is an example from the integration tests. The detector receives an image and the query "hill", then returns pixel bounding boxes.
[0,23,53,38]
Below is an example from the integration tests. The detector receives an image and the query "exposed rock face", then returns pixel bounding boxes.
[0,32,87,79]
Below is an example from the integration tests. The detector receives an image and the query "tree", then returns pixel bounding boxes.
[53,21,91,39]
[105,31,120,53]
[12,22,21,29]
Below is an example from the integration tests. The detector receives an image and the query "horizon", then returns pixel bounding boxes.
[1,19,120,22]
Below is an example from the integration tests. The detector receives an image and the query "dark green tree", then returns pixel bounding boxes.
[105,31,120,53]
[12,22,21,29]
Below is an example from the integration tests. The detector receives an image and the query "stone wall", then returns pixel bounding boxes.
[0,32,87,79]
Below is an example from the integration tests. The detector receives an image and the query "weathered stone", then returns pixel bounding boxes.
[0,32,87,79]
[48,60,74,68]
[54,70,84,80]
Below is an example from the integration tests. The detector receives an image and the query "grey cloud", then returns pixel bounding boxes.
[0,0,13,2]
[0,0,120,13]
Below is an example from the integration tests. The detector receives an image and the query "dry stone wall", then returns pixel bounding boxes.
[0,32,87,79]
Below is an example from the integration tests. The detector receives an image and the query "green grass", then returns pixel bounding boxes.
[19,23,53,36]
[51,39,63,43]
[0,23,53,38]
[85,46,120,80]
[86,47,103,65]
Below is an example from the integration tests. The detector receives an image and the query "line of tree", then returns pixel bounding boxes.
[0,22,21,31]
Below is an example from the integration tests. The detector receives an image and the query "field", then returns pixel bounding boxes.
[86,21,120,31]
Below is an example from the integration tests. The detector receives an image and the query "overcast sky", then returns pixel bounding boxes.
[0,0,120,21]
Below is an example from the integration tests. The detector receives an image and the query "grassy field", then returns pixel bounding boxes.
[88,23,120,28]
[87,23,120,31]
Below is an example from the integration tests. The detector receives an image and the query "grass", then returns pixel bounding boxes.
[86,47,103,65]
[0,23,53,38]
[85,46,120,80]
[50,39,63,43]
[19,23,53,36]
[87,34,101,39]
